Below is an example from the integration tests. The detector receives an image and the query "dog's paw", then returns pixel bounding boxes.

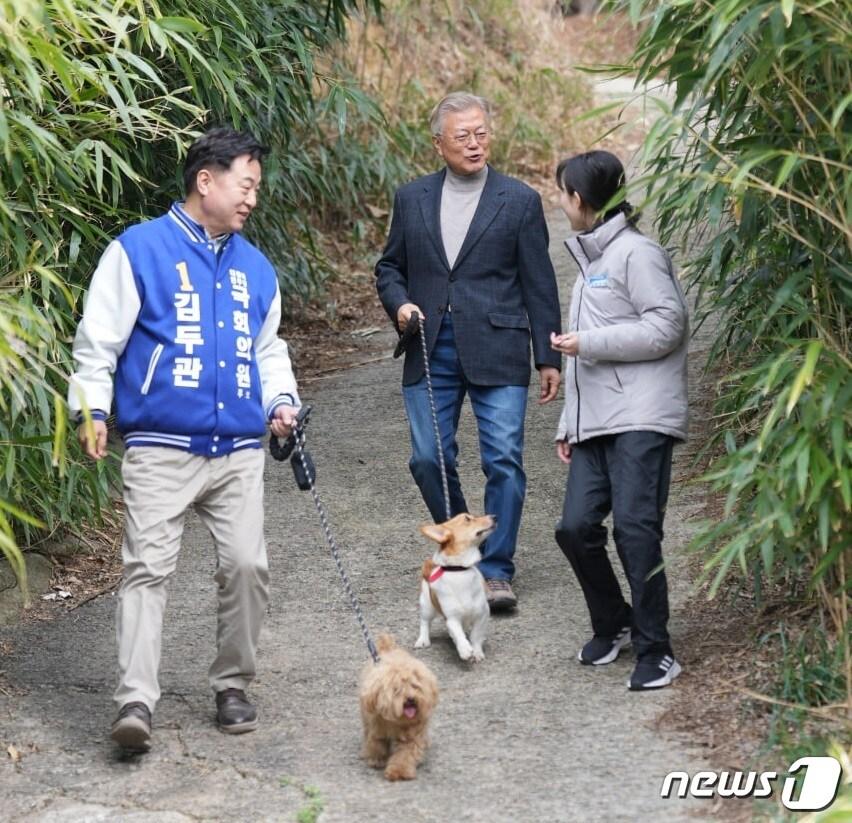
[414,636,431,649]
[471,648,485,662]
[457,644,474,661]
[384,764,416,781]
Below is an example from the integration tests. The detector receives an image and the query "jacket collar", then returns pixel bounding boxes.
[168,202,231,251]
[566,212,632,270]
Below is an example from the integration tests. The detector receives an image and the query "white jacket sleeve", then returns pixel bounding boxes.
[256,281,300,417]
[67,241,141,415]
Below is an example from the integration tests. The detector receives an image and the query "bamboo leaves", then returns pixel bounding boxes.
[0,0,388,588]
[613,0,851,628]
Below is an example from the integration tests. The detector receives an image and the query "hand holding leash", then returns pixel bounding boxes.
[269,404,315,490]
[393,310,422,359]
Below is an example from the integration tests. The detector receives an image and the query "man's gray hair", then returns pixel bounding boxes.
[430,92,492,137]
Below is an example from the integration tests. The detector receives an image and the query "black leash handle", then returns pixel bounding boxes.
[393,311,421,359]
[269,404,313,462]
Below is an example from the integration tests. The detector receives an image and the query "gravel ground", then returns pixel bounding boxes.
[0,209,716,822]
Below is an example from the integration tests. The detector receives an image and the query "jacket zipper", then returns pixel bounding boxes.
[565,240,585,439]
[140,343,164,395]
[574,282,584,438]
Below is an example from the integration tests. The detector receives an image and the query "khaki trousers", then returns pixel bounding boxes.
[115,447,268,711]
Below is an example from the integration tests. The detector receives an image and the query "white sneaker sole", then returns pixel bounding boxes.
[577,629,632,666]
[628,659,682,690]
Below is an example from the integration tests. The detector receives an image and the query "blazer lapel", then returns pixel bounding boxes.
[418,169,450,271]
[452,167,505,271]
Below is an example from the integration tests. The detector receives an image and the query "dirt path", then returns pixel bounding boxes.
[0,209,716,822]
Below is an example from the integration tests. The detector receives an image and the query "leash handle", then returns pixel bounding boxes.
[416,312,452,522]
[393,312,421,359]
[269,404,313,462]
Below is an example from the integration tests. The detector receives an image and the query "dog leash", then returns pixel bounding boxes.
[400,312,452,522]
[271,406,380,664]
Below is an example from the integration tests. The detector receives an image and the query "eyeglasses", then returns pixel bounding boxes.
[442,129,491,146]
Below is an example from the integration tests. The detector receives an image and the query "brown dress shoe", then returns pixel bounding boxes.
[111,702,152,753]
[216,688,258,734]
[485,579,518,612]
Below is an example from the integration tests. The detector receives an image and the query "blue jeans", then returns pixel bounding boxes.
[403,314,528,580]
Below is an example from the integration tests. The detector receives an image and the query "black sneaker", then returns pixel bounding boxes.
[111,702,152,753]
[628,654,681,690]
[577,626,631,665]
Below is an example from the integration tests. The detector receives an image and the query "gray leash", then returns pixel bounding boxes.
[415,312,452,522]
[273,411,380,664]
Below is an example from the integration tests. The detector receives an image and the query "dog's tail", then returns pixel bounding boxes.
[376,633,397,654]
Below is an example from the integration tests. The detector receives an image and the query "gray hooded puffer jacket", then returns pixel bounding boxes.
[556,212,689,444]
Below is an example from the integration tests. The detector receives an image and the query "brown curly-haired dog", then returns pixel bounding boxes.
[359,633,439,781]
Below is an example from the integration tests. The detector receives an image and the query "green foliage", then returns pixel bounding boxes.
[0,0,391,583]
[757,623,851,821]
[295,784,324,823]
[338,0,589,179]
[280,776,325,823]
[610,0,852,727]
[762,621,849,718]
[611,1,851,650]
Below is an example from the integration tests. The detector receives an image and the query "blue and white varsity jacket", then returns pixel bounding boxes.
[68,203,300,457]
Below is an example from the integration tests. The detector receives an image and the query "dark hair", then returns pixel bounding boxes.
[555,150,635,223]
[183,127,268,195]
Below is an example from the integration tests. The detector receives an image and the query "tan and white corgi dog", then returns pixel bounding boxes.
[414,513,496,662]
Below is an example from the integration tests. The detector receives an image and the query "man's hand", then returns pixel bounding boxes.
[538,366,561,404]
[550,331,580,357]
[556,439,572,464]
[270,404,299,439]
[396,302,424,330]
[78,419,108,461]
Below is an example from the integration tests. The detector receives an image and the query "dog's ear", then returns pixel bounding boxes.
[420,523,450,544]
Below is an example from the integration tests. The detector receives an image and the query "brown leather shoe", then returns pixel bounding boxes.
[216,688,258,734]
[485,579,518,612]
[111,702,152,753]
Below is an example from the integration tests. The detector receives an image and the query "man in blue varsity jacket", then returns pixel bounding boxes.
[68,127,300,753]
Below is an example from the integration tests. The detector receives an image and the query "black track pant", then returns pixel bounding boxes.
[555,431,675,659]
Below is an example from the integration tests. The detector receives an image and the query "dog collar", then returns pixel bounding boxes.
[428,565,470,583]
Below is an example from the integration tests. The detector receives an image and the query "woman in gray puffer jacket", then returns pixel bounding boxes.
[550,151,688,691]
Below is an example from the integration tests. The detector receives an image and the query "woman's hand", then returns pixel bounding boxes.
[550,331,580,356]
[556,439,572,464]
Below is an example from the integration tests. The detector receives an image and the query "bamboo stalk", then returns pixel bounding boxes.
[839,548,851,722]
